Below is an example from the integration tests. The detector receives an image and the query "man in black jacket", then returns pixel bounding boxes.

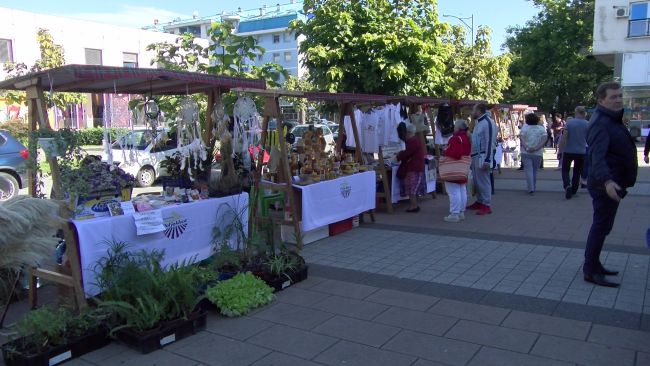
[583,82,638,287]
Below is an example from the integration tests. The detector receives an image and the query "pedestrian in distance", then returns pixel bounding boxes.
[467,103,497,215]
[397,124,425,213]
[442,120,472,223]
[583,81,638,288]
[558,106,589,199]
[520,113,547,195]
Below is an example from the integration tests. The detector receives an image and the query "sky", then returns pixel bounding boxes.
[0,0,541,55]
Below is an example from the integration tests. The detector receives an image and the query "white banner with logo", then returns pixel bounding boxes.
[73,193,249,296]
[294,171,376,231]
[390,163,436,204]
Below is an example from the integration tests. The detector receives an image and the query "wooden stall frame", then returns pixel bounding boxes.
[0,65,267,310]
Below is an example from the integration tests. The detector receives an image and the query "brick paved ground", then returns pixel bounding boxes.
[2,147,648,366]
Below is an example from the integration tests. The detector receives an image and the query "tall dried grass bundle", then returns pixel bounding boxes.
[0,196,63,272]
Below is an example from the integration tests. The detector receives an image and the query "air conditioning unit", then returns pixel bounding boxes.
[616,7,629,18]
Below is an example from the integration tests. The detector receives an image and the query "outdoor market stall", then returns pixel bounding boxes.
[0,64,266,308]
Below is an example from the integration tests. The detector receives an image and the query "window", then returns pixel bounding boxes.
[629,2,650,37]
[273,34,280,44]
[123,52,138,68]
[284,51,292,63]
[257,53,263,61]
[283,32,293,43]
[85,48,102,65]
[179,26,201,37]
[0,39,13,63]
[273,53,280,63]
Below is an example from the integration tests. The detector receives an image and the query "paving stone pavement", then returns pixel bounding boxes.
[50,276,650,366]
[302,228,650,315]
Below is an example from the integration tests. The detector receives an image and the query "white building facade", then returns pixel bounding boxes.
[593,0,650,136]
[0,7,197,127]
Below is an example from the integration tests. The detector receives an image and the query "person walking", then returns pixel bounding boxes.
[551,113,565,151]
[558,106,589,199]
[583,82,638,288]
[397,124,425,213]
[467,104,497,215]
[644,128,650,164]
[443,120,472,223]
[520,113,547,194]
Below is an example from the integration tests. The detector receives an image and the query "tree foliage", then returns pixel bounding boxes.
[504,0,611,114]
[443,26,512,103]
[2,29,85,110]
[290,0,451,95]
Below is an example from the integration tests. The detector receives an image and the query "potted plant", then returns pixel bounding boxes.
[93,243,206,354]
[1,306,110,366]
[259,250,309,292]
[204,272,274,317]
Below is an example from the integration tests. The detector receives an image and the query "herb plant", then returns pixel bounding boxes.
[205,272,273,317]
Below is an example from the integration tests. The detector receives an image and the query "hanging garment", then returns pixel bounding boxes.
[344,115,356,148]
[361,112,379,154]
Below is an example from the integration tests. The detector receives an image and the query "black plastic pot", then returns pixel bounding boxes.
[115,310,207,354]
[2,327,110,366]
[260,264,309,293]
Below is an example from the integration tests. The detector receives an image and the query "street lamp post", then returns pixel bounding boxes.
[442,13,474,47]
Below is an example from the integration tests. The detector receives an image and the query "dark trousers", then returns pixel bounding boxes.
[584,189,620,275]
[561,153,585,193]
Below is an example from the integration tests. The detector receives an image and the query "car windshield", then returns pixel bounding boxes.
[112,131,152,150]
[291,126,309,138]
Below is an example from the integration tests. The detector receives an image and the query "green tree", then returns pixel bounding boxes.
[443,26,512,103]
[504,0,611,114]
[290,0,451,95]
[2,29,85,110]
[282,75,316,121]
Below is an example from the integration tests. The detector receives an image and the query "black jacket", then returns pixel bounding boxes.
[587,105,638,189]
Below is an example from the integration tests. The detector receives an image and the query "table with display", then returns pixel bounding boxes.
[264,171,377,232]
[71,193,249,296]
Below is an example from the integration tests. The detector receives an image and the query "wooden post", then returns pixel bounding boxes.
[376,146,393,214]
[335,103,346,154]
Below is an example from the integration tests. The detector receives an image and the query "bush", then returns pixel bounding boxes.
[0,120,30,145]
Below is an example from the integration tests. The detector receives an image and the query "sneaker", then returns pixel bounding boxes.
[565,187,572,200]
[466,202,483,210]
[444,214,460,223]
[477,206,492,215]
[459,212,465,220]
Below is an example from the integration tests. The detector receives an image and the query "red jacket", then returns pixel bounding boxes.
[443,130,472,183]
[397,135,425,173]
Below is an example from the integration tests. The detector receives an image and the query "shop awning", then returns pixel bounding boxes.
[0,64,266,95]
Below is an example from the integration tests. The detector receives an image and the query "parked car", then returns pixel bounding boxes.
[101,129,181,187]
[0,129,29,201]
[290,124,335,152]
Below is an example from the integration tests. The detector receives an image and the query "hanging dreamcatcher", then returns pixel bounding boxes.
[176,98,207,181]
[232,96,261,171]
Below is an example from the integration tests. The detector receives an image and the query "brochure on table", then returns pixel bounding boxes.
[73,193,249,296]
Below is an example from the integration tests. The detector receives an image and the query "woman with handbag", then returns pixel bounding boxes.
[441,120,472,222]
[397,124,425,212]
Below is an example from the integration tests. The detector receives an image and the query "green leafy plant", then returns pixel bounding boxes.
[99,296,164,335]
[264,254,298,278]
[205,272,274,317]
[4,306,107,358]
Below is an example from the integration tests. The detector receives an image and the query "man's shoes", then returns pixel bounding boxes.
[443,214,460,223]
[406,206,420,213]
[599,267,619,276]
[565,187,572,200]
[584,273,620,287]
[476,206,492,215]
[466,202,483,210]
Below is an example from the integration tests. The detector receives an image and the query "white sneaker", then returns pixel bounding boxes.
[444,214,460,223]
[459,212,465,220]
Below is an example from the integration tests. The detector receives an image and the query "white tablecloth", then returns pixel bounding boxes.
[294,171,376,231]
[391,163,436,203]
[73,193,249,296]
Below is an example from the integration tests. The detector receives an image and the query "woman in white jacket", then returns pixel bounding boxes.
[520,113,548,194]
